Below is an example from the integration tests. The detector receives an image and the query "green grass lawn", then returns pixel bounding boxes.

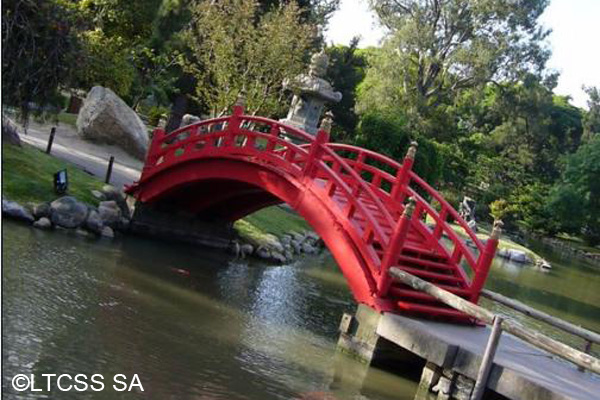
[234,205,311,245]
[56,112,78,128]
[2,143,104,206]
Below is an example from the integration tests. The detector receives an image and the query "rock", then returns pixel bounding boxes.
[228,240,241,256]
[263,234,284,253]
[50,196,88,228]
[291,240,302,254]
[101,185,130,219]
[291,231,305,242]
[240,244,254,258]
[284,250,294,262]
[85,210,104,234]
[302,242,317,254]
[255,246,271,260]
[33,202,51,219]
[497,248,510,259]
[100,226,114,238]
[305,231,320,241]
[75,228,90,237]
[180,114,201,127]
[2,199,34,223]
[98,200,122,227]
[1,114,21,146]
[535,258,552,270]
[280,234,292,245]
[77,86,149,159]
[271,251,287,264]
[101,185,124,201]
[91,190,106,201]
[33,217,52,230]
[507,249,532,264]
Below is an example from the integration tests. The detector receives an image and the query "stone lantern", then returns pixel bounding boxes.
[280,50,342,135]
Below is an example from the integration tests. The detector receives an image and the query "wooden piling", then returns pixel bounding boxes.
[105,156,115,184]
[46,127,56,154]
[471,316,504,400]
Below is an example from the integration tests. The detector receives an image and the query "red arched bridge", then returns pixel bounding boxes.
[125,103,500,322]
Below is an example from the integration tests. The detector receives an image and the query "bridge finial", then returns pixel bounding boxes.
[490,220,503,240]
[319,111,334,134]
[403,197,417,218]
[235,90,246,108]
[406,141,418,160]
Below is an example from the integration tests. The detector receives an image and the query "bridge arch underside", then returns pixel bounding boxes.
[136,158,378,307]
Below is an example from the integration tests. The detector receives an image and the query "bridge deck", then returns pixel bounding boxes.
[377,313,600,400]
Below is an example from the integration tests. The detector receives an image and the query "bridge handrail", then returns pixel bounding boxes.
[318,145,396,244]
[325,143,481,285]
[142,116,313,178]
[243,116,317,144]
[389,268,600,376]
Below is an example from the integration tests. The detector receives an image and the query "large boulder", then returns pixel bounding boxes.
[1,115,21,146]
[98,200,122,228]
[77,86,149,159]
[507,249,533,264]
[2,199,34,223]
[50,196,89,228]
[85,209,104,234]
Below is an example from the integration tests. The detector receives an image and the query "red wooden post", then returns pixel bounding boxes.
[303,112,332,178]
[391,141,418,204]
[471,220,503,302]
[377,197,417,297]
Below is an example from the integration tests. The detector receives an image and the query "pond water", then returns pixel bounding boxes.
[3,220,599,399]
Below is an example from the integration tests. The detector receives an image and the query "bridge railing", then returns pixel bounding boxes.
[323,142,494,300]
[136,108,496,301]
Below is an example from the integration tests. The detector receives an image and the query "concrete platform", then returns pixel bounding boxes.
[377,313,600,400]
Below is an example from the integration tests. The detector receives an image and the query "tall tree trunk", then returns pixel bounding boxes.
[165,94,188,133]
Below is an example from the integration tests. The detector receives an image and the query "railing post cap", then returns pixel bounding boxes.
[490,220,504,240]
[407,141,418,159]
[319,111,334,134]
[235,90,246,107]
[403,197,417,218]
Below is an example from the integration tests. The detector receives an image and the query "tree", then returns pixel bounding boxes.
[2,0,78,123]
[182,0,314,117]
[259,0,340,25]
[360,0,551,139]
[582,86,600,142]
[548,135,600,245]
[325,39,369,140]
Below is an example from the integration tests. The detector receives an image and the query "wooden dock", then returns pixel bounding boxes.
[377,313,600,400]
[337,268,600,400]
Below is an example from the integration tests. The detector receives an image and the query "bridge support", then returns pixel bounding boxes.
[336,305,425,369]
[335,308,499,400]
[128,202,235,250]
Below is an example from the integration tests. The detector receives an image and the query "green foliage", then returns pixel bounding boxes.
[2,0,78,122]
[548,135,600,245]
[325,40,368,140]
[359,0,551,139]
[353,111,441,184]
[75,28,136,96]
[182,0,314,117]
[489,199,509,221]
[582,86,600,142]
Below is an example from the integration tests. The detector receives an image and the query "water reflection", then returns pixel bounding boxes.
[3,220,600,399]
